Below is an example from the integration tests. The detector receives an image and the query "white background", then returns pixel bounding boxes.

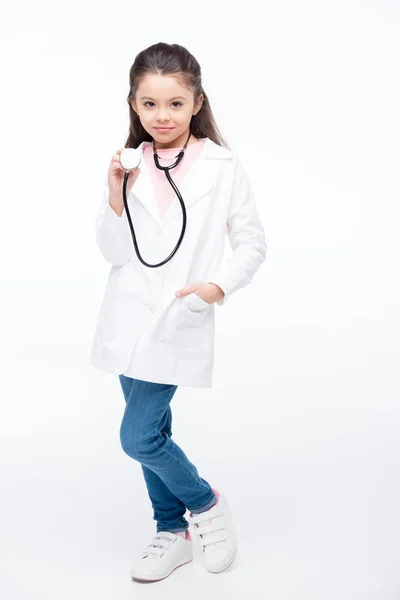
[1,0,399,598]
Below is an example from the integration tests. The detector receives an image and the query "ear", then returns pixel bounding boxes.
[130,100,138,114]
[193,93,204,116]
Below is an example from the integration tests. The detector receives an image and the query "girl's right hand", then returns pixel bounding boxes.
[108,147,141,204]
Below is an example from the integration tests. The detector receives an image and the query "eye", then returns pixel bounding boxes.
[143,101,183,108]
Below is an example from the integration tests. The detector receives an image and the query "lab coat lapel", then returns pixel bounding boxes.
[131,137,232,228]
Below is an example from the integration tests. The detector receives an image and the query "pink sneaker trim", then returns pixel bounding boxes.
[174,529,191,541]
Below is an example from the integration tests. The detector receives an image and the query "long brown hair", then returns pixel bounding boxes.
[124,42,230,150]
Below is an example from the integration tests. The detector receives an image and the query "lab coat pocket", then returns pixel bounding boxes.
[160,293,210,349]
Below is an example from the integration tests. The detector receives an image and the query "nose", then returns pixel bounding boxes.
[156,112,170,122]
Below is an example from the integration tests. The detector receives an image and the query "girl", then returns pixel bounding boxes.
[90,42,267,583]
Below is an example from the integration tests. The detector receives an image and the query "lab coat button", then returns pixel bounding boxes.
[155,229,164,236]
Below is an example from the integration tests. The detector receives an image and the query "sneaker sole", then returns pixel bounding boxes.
[131,555,193,583]
[206,536,237,574]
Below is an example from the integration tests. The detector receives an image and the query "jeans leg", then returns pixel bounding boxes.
[118,376,217,530]
[119,375,188,532]
[140,406,189,532]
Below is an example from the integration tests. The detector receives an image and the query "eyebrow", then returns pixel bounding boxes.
[139,96,187,101]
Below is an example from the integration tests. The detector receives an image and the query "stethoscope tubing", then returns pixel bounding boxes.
[122,130,192,268]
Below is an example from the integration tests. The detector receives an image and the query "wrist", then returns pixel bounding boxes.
[207,282,225,300]
[109,197,124,217]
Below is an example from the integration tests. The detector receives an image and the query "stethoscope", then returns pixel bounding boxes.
[119,129,192,268]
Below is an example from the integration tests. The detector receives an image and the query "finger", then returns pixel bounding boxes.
[111,159,124,170]
[110,155,120,167]
[110,150,125,165]
[176,285,194,297]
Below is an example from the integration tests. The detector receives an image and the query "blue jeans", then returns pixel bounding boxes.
[118,375,217,533]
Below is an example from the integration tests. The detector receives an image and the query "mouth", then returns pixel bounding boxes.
[154,127,174,132]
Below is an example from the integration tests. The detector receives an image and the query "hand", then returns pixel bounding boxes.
[108,147,141,207]
[175,281,225,305]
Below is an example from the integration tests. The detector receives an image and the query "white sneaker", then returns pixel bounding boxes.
[130,530,193,582]
[189,490,237,573]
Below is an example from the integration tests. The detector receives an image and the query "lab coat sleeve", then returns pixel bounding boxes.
[208,159,267,306]
[94,179,134,266]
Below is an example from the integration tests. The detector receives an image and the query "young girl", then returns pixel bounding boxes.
[90,42,267,583]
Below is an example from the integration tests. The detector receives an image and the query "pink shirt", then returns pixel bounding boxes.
[143,138,207,219]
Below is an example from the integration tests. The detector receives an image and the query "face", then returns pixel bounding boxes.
[131,73,203,149]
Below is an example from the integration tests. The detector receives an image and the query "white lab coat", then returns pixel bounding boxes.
[90,137,267,387]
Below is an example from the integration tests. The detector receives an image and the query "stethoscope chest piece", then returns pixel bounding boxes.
[120,148,142,171]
